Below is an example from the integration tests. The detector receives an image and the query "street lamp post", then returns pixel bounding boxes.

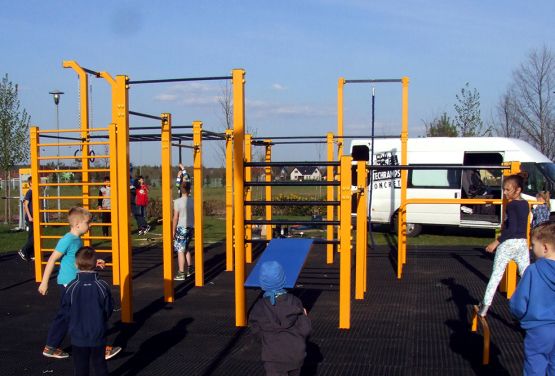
[49,90,64,219]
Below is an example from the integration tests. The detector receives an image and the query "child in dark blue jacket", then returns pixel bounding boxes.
[62,247,114,376]
[510,221,555,375]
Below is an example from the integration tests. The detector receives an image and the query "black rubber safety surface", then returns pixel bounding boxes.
[1,242,524,375]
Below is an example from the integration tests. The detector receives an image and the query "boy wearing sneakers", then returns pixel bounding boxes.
[510,221,555,375]
[38,207,120,360]
[63,247,113,376]
[173,181,194,280]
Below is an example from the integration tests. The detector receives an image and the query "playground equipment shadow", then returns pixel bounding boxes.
[1,241,524,375]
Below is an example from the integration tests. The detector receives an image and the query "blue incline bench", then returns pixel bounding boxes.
[244,238,314,288]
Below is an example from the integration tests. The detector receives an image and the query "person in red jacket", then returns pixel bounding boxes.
[135,176,150,235]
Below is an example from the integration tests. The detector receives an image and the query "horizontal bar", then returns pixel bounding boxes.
[248,238,340,245]
[39,168,110,173]
[245,181,340,187]
[129,125,194,130]
[245,161,340,167]
[129,76,232,84]
[374,164,510,170]
[38,182,107,187]
[245,219,340,225]
[41,209,110,213]
[39,134,83,141]
[345,79,402,83]
[38,141,109,147]
[271,141,327,145]
[251,134,401,141]
[38,128,109,134]
[82,67,100,76]
[39,222,111,227]
[129,111,163,121]
[39,196,105,200]
[245,200,340,206]
[40,235,112,240]
[38,155,109,161]
[171,143,194,149]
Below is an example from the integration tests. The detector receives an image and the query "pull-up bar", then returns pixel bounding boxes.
[129,75,233,85]
[129,111,163,121]
[251,135,399,141]
[245,161,339,167]
[345,79,402,84]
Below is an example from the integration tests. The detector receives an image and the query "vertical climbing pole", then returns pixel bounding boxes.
[264,140,273,241]
[225,129,234,271]
[193,121,204,287]
[244,134,253,263]
[232,69,247,327]
[63,61,91,246]
[339,155,353,329]
[355,160,368,300]
[108,123,120,286]
[161,113,174,302]
[114,75,133,323]
[336,79,345,255]
[30,127,43,281]
[326,132,335,264]
[397,77,409,279]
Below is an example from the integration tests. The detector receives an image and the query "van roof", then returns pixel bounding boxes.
[350,137,551,163]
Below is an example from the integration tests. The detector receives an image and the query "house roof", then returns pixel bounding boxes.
[292,167,321,175]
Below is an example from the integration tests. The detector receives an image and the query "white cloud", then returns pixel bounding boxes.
[153,83,222,106]
[271,83,286,91]
[246,99,334,118]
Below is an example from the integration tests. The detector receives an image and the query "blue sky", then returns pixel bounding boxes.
[1,1,554,166]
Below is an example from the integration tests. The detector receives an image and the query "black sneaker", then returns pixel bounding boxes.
[18,250,28,261]
[144,225,151,234]
[174,272,185,281]
[105,345,122,360]
[186,266,194,278]
[42,345,69,359]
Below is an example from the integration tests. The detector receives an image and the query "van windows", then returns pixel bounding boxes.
[521,162,552,196]
[408,169,461,189]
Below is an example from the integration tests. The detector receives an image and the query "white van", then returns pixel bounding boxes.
[350,137,555,236]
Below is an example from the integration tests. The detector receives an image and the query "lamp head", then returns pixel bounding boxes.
[49,90,64,105]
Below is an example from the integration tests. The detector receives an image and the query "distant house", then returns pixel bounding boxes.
[290,167,322,181]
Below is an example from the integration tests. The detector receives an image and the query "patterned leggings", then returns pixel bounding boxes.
[482,238,530,306]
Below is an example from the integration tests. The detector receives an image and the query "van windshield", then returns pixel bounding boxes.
[521,162,555,197]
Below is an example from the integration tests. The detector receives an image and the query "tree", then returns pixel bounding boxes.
[493,90,521,138]
[501,46,555,159]
[454,82,489,136]
[0,74,30,223]
[424,112,458,137]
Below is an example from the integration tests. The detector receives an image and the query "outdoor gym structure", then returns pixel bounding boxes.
[29,62,535,337]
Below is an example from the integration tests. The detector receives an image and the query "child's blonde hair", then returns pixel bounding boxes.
[532,221,555,247]
[68,207,91,227]
[536,191,551,210]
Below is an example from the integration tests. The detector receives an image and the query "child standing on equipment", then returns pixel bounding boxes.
[63,247,113,376]
[173,181,194,280]
[510,221,555,375]
[249,260,312,376]
[532,191,551,228]
[478,173,531,317]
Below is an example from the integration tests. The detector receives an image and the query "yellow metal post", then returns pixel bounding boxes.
[161,114,174,302]
[397,77,409,278]
[265,141,273,241]
[30,127,43,281]
[193,121,204,287]
[355,161,367,300]
[114,75,133,323]
[232,69,247,327]
[245,134,253,263]
[339,155,353,329]
[108,123,120,286]
[326,132,335,264]
[225,129,234,271]
[337,78,345,159]
[63,61,91,246]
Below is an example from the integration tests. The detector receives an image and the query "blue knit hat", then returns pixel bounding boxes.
[259,260,286,294]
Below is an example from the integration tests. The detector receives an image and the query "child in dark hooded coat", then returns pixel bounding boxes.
[249,260,312,376]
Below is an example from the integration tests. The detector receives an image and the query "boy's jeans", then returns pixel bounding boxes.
[46,285,68,348]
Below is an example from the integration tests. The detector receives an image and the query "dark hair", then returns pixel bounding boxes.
[104,176,110,182]
[503,173,525,190]
[532,221,555,247]
[181,181,191,196]
[75,246,97,271]
[27,176,32,183]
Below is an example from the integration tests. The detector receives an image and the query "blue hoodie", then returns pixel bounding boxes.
[509,258,555,329]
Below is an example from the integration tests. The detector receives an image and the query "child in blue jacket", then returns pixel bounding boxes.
[510,221,555,375]
[62,247,114,376]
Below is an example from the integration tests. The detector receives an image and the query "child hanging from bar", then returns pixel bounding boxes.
[478,173,530,316]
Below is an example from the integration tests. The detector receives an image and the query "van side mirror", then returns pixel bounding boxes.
[352,145,369,161]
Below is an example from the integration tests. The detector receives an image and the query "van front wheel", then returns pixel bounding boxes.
[391,212,423,237]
